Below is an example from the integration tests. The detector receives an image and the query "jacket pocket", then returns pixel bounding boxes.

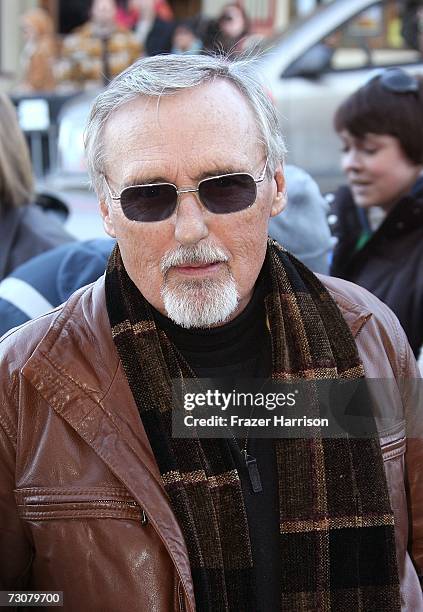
[380,433,407,515]
[14,485,148,524]
[381,434,406,462]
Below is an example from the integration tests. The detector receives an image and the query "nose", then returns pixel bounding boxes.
[342,148,362,174]
[174,192,209,246]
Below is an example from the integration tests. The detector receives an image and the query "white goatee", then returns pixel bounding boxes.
[160,243,239,328]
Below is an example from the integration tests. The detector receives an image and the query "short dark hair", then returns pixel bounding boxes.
[334,74,423,164]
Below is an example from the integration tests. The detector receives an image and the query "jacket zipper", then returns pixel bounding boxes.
[24,499,148,525]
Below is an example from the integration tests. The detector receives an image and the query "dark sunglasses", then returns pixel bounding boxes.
[104,159,268,222]
[377,68,419,94]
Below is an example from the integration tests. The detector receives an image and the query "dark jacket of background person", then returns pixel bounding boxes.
[0,239,113,335]
[59,0,91,34]
[116,0,175,56]
[0,204,73,283]
[1,274,422,610]
[269,165,334,274]
[401,0,423,51]
[330,177,423,357]
[143,16,174,55]
[0,93,73,281]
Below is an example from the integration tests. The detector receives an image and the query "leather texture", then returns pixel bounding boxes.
[0,274,422,611]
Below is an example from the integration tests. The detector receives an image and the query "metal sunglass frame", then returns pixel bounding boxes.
[103,157,269,221]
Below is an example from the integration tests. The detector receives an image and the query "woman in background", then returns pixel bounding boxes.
[116,0,174,56]
[330,68,423,358]
[202,3,253,56]
[0,94,72,281]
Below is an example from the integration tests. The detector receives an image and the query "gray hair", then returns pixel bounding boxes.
[84,53,286,197]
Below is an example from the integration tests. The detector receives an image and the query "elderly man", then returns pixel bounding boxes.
[0,55,422,612]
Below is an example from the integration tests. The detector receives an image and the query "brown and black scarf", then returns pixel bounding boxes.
[105,239,400,611]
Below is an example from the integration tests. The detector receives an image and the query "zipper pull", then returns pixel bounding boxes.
[244,453,263,493]
[140,508,148,526]
[127,501,148,526]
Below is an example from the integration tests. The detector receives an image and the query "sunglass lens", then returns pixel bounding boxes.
[120,184,177,222]
[199,174,257,214]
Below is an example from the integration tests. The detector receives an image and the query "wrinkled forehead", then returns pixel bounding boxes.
[102,80,263,174]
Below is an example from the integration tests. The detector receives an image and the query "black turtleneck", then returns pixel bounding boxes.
[151,274,272,379]
[152,277,280,612]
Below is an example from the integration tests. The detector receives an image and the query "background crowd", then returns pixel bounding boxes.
[17,0,258,93]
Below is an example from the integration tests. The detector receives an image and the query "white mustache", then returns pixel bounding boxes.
[160,243,229,275]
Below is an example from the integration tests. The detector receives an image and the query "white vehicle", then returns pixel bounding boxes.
[257,0,423,190]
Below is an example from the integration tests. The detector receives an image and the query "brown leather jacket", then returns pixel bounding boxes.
[0,275,422,611]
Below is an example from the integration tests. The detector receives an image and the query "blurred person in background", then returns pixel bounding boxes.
[17,8,57,92]
[269,165,334,275]
[59,0,91,34]
[401,0,423,54]
[0,239,114,336]
[117,0,174,56]
[116,0,173,28]
[0,94,73,281]
[330,68,423,358]
[202,3,253,56]
[57,0,141,90]
[171,20,203,55]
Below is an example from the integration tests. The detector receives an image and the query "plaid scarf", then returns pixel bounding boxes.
[105,239,400,611]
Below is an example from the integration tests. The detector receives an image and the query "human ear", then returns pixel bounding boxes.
[270,164,287,217]
[100,198,117,238]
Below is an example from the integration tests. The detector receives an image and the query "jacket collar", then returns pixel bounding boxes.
[21,274,371,612]
[344,181,423,240]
